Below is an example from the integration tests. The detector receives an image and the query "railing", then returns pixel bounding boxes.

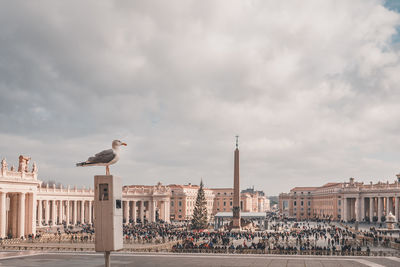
[1,170,37,180]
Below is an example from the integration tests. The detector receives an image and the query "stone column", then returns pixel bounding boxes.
[0,192,6,238]
[37,200,42,227]
[123,201,129,224]
[395,197,399,221]
[66,201,70,225]
[31,193,36,235]
[73,200,77,225]
[122,200,129,224]
[164,200,171,222]
[80,201,85,224]
[150,200,156,222]
[355,197,360,221]
[88,201,92,225]
[369,197,374,220]
[343,198,348,222]
[159,201,164,222]
[340,198,344,220]
[360,197,365,221]
[58,200,63,224]
[44,200,49,226]
[18,193,25,237]
[386,197,391,216]
[140,201,145,223]
[132,201,137,224]
[51,200,56,226]
[378,197,382,222]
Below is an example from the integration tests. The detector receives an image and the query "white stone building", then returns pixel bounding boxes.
[0,156,170,238]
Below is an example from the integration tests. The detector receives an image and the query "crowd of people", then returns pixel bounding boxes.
[171,220,398,256]
[1,217,399,256]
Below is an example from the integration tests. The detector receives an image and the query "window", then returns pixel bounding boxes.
[308,201,311,206]
[338,200,341,206]
[223,202,226,206]
[178,201,182,207]
[178,215,182,218]
[230,201,232,206]
[294,201,297,206]
[171,201,174,206]
[301,201,304,206]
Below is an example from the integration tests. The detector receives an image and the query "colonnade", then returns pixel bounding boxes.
[342,195,400,223]
[0,192,36,238]
[37,199,93,227]
[122,199,170,224]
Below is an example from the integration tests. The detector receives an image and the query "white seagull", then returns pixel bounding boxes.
[76,140,127,175]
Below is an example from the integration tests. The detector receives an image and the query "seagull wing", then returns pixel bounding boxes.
[87,149,116,164]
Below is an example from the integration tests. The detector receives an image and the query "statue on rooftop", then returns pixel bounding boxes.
[18,155,31,172]
[1,158,7,171]
[32,162,38,173]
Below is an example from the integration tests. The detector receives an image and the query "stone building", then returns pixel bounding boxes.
[279,176,400,222]
[0,155,270,238]
[0,156,171,238]
[211,188,270,215]
[169,184,214,221]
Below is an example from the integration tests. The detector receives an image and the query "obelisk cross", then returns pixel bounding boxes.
[235,135,239,149]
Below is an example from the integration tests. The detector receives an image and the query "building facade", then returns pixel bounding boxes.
[279,177,400,223]
[212,188,270,215]
[0,155,269,238]
[0,156,267,238]
[0,157,171,238]
[169,184,214,221]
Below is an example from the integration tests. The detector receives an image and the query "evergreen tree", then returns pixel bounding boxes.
[191,180,208,229]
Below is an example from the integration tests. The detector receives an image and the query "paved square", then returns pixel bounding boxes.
[1,252,399,267]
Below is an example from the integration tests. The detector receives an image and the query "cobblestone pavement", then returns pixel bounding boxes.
[1,252,400,267]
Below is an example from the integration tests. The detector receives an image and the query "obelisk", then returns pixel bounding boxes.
[232,135,241,229]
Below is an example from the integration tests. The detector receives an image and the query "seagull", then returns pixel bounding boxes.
[76,140,127,175]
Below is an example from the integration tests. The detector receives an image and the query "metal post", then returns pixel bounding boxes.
[105,251,110,267]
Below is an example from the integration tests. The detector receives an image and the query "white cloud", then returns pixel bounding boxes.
[0,0,400,195]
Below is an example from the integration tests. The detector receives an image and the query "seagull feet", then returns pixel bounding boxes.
[106,166,110,176]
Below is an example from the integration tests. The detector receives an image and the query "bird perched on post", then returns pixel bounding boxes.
[76,140,127,175]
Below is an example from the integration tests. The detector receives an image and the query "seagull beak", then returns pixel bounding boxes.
[121,142,127,146]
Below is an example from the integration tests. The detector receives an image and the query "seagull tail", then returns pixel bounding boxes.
[76,162,88,167]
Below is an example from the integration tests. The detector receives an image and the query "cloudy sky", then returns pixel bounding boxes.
[1,0,400,195]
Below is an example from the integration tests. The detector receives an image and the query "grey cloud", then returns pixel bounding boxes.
[1,0,400,195]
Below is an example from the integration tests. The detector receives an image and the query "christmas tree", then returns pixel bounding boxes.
[191,180,208,230]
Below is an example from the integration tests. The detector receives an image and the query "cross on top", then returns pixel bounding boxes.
[235,135,239,149]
